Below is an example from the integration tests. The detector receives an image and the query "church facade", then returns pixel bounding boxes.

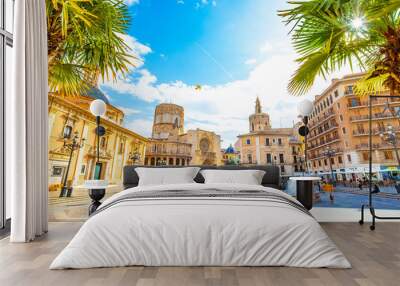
[237,98,304,175]
[48,88,148,192]
[144,103,222,166]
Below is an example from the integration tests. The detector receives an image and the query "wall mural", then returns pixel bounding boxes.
[47,0,400,220]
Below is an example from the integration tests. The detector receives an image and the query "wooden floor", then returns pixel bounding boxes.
[0,222,399,286]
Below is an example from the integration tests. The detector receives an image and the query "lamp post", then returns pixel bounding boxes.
[379,124,400,165]
[297,99,314,174]
[90,99,107,165]
[86,99,107,215]
[322,146,336,184]
[59,132,85,197]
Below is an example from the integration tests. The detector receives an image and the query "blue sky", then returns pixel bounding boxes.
[101,0,351,147]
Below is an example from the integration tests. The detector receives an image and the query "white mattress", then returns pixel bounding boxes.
[50,183,351,269]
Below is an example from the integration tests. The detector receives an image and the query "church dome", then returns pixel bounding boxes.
[225,144,235,154]
[84,86,110,105]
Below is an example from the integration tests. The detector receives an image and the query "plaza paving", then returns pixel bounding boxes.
[48,185,122,221]
[48,184,400,221]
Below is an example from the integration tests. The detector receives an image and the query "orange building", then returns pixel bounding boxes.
[307,73,400,181]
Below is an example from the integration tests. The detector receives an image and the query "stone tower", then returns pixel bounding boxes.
[249,97,271,132]
[152,103,185,140]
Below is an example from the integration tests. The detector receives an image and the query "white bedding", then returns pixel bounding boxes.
[50,183,351,269]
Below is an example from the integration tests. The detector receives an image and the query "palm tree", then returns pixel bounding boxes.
[47,0,134,96]
[278,0,400,97]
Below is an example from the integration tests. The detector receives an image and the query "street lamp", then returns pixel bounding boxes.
[86,99,107,215]
[322,146,336,184]
[379,124,400,165]
[59,132,85,197]
[90,99,107,165]
[297,99,314,174]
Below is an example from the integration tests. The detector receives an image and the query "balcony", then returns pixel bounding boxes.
[355,143,397,150]
[308,122,339,139]
[309,148,344,160]
[350,113,397,122]
[308,136,340,151]
[352,126,400,136]
[87,147,113,159]
[309,108,336,129]
[347,99,400,109]
[146,149,192,157]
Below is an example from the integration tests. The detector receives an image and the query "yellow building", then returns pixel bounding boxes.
[145,103,222,166]
[237,98,304,175]
[307,73,400,180]
[48,87,148,191]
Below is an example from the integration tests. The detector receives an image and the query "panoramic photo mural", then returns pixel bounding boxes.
[45,0,400,220]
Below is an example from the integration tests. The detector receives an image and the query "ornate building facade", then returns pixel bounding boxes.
[307,73,400,180]
[144,103,222,166]
[237,98,304,175]
[48,88,148,191]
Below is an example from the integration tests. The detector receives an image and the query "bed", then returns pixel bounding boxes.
[50,166,350,269]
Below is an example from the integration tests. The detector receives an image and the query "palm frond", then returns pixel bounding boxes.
[279,0,399,95]
[47,0,135,96]
[48,62,89,96]
[288,51,330,95]
[354,71,389,96]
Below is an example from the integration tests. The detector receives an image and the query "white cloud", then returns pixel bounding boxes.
[260,41,273,53]
[125,0,139,6]
[125,119,153,137]
[245,58,257,65]
[177,0,184,4]
[119,107,141,116]
[195,0,216,9]
[102,36,356,147]
[116,33,152,69]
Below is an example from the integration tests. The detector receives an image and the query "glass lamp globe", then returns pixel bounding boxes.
[90,99,107,117]
[297,99,314,117]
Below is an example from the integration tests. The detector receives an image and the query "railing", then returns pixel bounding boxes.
[87,147,112,159]
[308,122,339,139]
[308,148,343,160]
[347,99,400,108]
[352,126,400,136]
[308,136,340,150]
[355,143,396,150]
[309,108,335,129]
[350,113,398,122]
[146,149,192,156]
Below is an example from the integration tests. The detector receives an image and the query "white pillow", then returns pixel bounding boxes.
[135,167,201,186]
[200,169,265,185]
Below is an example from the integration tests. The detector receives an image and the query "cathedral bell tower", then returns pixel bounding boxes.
[249,97,271,132]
